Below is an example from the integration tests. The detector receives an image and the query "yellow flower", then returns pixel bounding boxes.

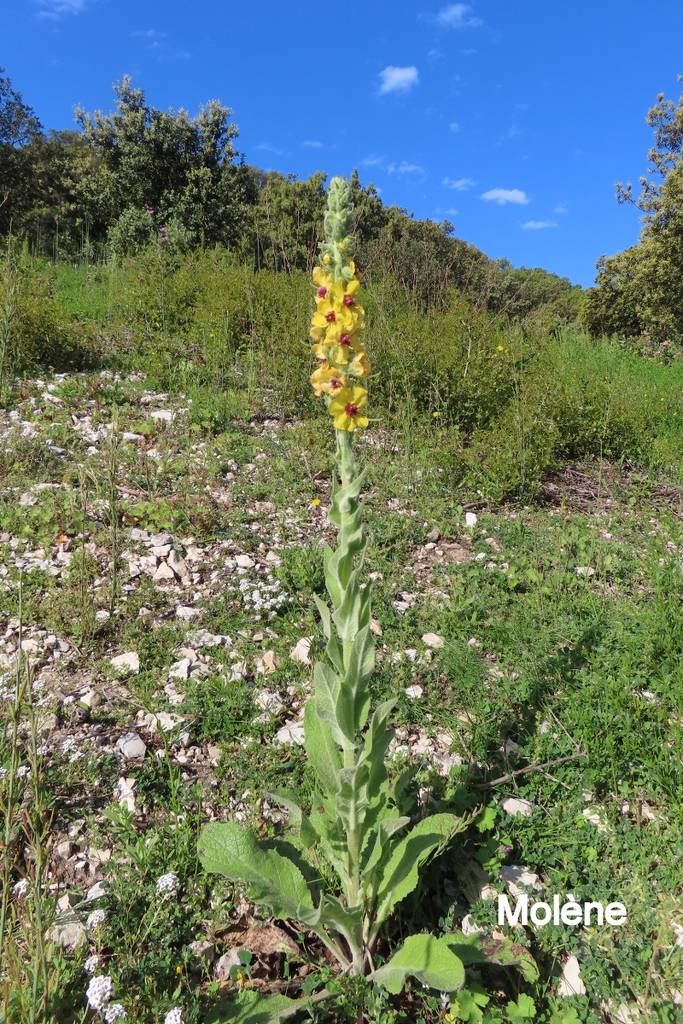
[328,385,369,432]
[310,364,347,396]
[311,498,321,507]
[322,253,331,265]
[496,344,506,352]
[432,411,441,418]
[349,351,371,378]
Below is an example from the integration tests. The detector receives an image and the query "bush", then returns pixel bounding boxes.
[0,249,94,389]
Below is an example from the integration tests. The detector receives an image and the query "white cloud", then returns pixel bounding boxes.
[387,161,425,175]
[448,121,461,133]
[361,154,384,167]
[554,203,568,215]
[378,66,419,95]
[303,140,323,149]
[256,142,287,156]
[36,0,91,17]
[481,188,529,206]
[436,4,482,28]
[522,220,558,230]
[443,176,474,191]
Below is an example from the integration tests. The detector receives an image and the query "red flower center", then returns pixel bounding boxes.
[345,403,359,417]
[317,287,328,298]
[339,333,351,346]
[330,378,342,390]
[325,311,336,323]
[343,294,355,307]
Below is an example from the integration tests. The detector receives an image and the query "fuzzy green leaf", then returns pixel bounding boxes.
[444,935,539,984]
[198,822,315,923]
[304,700,341,794]
[372,933,465,994]
[373,813,466,930]
[207,991,309,1022]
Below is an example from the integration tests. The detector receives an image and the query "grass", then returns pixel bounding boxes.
[0,252,681,1022]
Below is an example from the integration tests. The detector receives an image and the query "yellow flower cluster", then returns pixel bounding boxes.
[309,256,370,431]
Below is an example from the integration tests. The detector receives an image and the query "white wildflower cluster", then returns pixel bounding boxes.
[87,909,107,929]
[104,1006,126,1023]
[155,872,179,899]
[237,575,286,619]
[85,974,125,1021]
[86,975,112,1011]
[164,1009,183,1024]
[84,954,101,974]
[16,765,30,778]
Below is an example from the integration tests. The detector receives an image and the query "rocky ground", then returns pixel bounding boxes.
[1,371,682,1023]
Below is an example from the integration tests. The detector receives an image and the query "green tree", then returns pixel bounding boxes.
[74,76,248,247]
[585,79,683,344]
[0,67,43,236]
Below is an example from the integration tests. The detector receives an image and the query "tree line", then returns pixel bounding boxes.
[3,68,681,342]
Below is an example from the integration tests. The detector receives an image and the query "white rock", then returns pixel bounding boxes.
[176,605,200,621]
[404,685,424,700]
[465,512,478,528]
[575,565,595,578]
[290,637,312,665]
[501,797,534,818]
[275,720,305,745]
[422,632,445,649]
[557,955,587,997]
[215,950,241,980]
[582,807,609,832]
[167,550,189,580]
[500,865,541,898]
[168,658,193,681]
[254,689,284,715]
[235,554,255,569]
[46,917,87,950]
[153,561,176,582]
[150,409,174,422]
[110,651,140,675]
[117,733,146,760]
[461,913,485,936]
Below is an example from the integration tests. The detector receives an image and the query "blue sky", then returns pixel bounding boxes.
[5,0,683,285]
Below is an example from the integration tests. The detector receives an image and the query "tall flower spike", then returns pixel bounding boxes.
[309,176,370,431]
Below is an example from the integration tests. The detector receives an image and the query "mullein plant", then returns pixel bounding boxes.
[199,178,535,1022]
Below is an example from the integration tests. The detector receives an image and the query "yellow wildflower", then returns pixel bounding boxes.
[310,364,347,396]
[349,351,371,378]
[328,385,369,432]
[311,498,321,507]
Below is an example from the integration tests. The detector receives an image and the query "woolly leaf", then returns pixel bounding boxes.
[373,813,466,929]
[372,933,465,994]
[198,822,316,924]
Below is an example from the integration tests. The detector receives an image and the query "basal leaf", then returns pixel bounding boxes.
[372,933,465,994]
[372,813,466,932]
[198,822,315,923]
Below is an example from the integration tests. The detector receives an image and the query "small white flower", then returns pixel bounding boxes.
[104,1004,126,1023]
[12,879,29,899]
[155,872,179,898]
[16,765,30,778]
[86,974,112,1011]
[87,909,107,929]
[84,954,101,974]
[164,1009,183,1024]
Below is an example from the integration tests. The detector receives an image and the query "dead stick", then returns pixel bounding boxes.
[471,751,586,790]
